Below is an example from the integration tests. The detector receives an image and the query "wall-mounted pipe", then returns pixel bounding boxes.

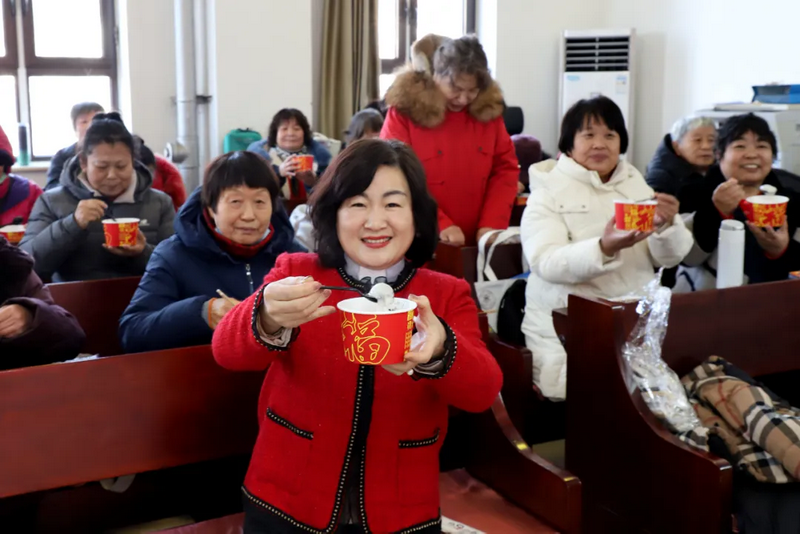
[173,0,199,190]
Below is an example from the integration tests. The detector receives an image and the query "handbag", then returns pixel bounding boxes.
[474,228,522,332]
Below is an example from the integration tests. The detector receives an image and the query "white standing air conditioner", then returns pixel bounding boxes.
[559,29,636,160]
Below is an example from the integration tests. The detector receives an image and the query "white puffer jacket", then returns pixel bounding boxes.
[520,155,694,400]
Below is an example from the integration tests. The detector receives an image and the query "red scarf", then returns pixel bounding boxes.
[202,210,274,259]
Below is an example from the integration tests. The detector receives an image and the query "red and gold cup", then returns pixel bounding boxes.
[336,297,418,365]
[614,200,657,231]
[295,155,314,172]
[102,218,140,247]
[741,195,789,227]
[0,224,25,245]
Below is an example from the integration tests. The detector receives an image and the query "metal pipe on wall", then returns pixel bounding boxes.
[173,0,199,190]
[193,0,210,170]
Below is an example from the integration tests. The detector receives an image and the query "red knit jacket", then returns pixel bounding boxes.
[381,108,519,244]
[212,253,502,533]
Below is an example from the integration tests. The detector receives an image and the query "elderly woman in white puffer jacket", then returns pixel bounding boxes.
[520,97,694,401]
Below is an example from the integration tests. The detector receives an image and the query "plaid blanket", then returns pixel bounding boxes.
[678,356,800,484]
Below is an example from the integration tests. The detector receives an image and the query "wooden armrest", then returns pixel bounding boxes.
[466,395,581,534]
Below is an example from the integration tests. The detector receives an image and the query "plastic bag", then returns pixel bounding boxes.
[622,270,702,433]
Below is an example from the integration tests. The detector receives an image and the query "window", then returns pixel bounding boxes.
[378,0,476,97]
[0,0,116,161]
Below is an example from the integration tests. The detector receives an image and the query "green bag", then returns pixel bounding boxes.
[223,128,262,153]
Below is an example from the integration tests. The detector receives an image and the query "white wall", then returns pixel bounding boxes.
[492,0,800,170]
[493,0,606,155]
[211,0,313,152]
[118,0,177,156]
[115,0,313,165]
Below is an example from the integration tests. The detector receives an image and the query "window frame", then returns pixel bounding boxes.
[13,0,118,161]
[0,0,19,72]
[380,0,476,78]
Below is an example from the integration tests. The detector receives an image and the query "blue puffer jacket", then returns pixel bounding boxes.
[119,187,305,353]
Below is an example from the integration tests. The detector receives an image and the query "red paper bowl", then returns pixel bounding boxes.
[102,218,140,247]
[0,224,25,245]
[742,195,789,227]
[336,297,417,365]
[614,199,657,231]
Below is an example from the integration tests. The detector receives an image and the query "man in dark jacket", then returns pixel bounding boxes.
[0,236,85,369]
[119,152,305,353]
[646,115,717,214]
[45,102,105,191]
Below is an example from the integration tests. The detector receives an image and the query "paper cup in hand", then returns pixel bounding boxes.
[0,224,25,245]
[103,218,140,247]
[337,297,417,365]
[295,155,314,172]
[614,200,657,231]
[741,195,789,227]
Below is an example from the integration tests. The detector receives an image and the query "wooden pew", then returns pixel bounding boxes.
[0,345,262,499]
[564,280,800,533]
[47,277,141,356]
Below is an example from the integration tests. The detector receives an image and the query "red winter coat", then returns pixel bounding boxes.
[0,175,42,226]
[212,253,502,533]
[152,155,187,211]
[381,64,519,245]
[0,125,42,226]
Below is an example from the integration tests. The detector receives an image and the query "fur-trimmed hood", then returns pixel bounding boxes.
[384,34,505,129]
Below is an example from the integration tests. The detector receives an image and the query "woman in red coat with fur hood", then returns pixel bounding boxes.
[381,34,519,247]
[212,139,502,533]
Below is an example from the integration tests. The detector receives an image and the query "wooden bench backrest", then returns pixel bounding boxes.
[428,242,524,285]
[0,345,263,498]
[661,280,800,376]
[47,277,141,356]
[564,281,800,532]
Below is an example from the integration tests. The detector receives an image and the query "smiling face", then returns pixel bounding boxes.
[336,165,415,271]
[719,130,773,188]
[276,119,305,152]
[569,117,621,181]
[207,185,273,245]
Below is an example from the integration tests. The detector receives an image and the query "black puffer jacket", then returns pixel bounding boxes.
[646,134,707,214]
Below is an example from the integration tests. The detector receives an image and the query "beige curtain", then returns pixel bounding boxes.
[319,0,380,140]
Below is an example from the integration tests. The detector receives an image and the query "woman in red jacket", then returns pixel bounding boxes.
[134,136,187,210]
[212,139,502,533]
[381,34,519,246]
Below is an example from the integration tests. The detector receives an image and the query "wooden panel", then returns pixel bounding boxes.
[47,277,141,356]
[466,396,582,534]
[0,345,263,498]
[564,293,747,533]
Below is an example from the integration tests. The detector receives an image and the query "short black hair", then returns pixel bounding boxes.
[267,108,313,149]
[81,112,135,160]
[558,96,629,155]
[344,109,384,145]
[716,113,777,158]
[70,102,105,129]
[309,138,439,269]
[133,135,156,167]
[202,151,280,212]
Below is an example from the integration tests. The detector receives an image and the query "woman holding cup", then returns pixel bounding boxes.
[247,108,332,197]
[20,113,174,282]
[683,113,800,289]
[212,139,502,534]
[519,96,693,401]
